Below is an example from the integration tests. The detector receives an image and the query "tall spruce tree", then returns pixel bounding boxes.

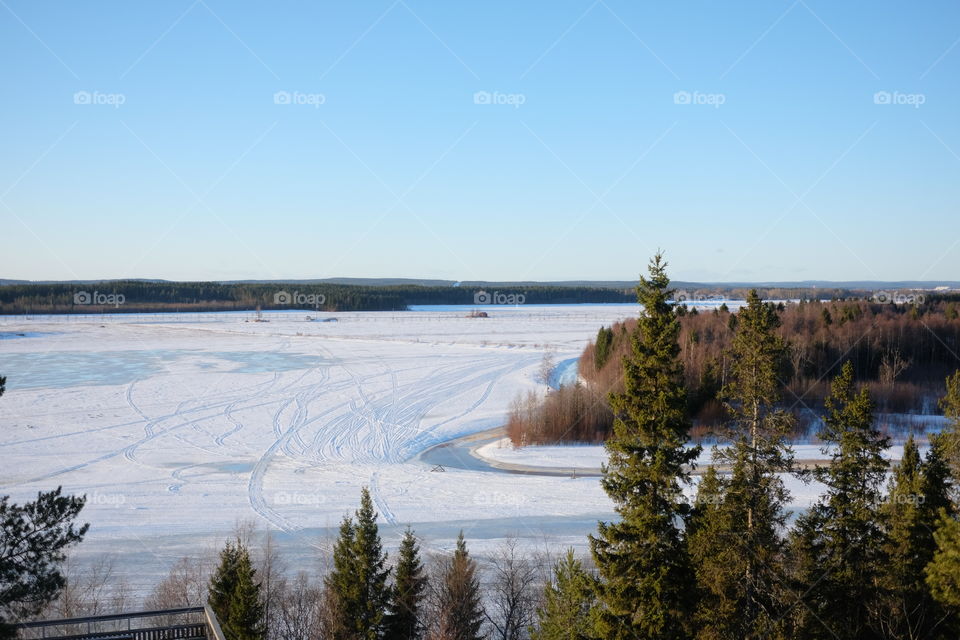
[688,466,741,638]
[324,488,391,640]
[224,548,265,640]
[691,290,793,639]
[589,253,699,640]
[531,550,596,640]
[209,540,243,628]
[431,531,484,640]
[940,370,960,497]
[386,528,427,640]
[883,435,956,638]
[926,511,960,614]
[790,362,888,640]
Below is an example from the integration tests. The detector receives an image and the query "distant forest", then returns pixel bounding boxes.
[0,281,633,314]
[508,294,960,445]
[0,280,917,314]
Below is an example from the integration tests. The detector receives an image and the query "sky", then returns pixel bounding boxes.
[1,0,959,283]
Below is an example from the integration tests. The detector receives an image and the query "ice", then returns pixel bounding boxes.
[0,307,632,588]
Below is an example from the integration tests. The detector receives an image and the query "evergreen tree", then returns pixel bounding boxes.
[790,362,888,639]
[209,540,243,628]
[589,253,699,640]
[386,528,427,640]
[531,550,595,640]
[688,466,740,639]
[922,433,955,522]
[0,487,88,640]
[594,327,614,370]
[691,290,793,639]
[940,370,960,496]
[926,511,960,612]
[883,435,956,638]
[431,531,484,640]
[324,488,391,640]
[224,548,265,640]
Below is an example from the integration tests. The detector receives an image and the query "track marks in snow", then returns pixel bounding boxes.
[369,471,397,525]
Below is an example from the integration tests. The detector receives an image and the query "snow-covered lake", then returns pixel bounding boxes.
[0,306,639,590]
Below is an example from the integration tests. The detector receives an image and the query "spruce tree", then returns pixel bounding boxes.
[386,528,427,640]
[589,253,699,640]
[224,548,265,640]
[691,290,793,639]
[324,488,391,640]
[926,511,960,612]
[531,550,595,640]
[791,362,889,639]
[209,540,243,628]
[883,435,956,638]
[688,466,740,638]
[432,531,484,640]
[939,370,960,496]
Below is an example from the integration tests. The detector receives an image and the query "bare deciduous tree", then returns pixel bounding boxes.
[485,539,539,640]
[144,555,211,610]
[274,572,323,640]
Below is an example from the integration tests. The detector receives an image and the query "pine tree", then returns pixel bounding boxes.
[589,253,699,640]
[431,531,484,640]
[0,486,88,640]
[209,540,243,629]
[691,290,793,639]
[324,488,391,640]
[790,362,889,639]
[531,550,595,640]
[224,548,265,640]
[386,528,427,640]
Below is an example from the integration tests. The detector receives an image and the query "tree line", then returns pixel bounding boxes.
[509,293,960,446]
[0,282,635,315]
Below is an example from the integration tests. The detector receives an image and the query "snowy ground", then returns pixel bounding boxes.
[0,306,638,592]
[476,439,934,472]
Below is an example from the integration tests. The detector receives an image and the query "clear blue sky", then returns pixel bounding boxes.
[2,1,958,283]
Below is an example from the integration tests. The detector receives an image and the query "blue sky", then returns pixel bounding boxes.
[2,1,959,283]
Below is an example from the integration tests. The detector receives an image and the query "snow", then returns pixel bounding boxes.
[477,438,606,470]
[477,439,932,472]
[0,307,635,589]
[0,306,936,592]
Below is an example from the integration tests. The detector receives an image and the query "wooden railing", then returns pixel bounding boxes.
[16,606,226,640]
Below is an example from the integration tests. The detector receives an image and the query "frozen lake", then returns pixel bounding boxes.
[0,305,641,592]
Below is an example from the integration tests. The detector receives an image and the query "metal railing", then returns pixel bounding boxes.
[16,606,226,640]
